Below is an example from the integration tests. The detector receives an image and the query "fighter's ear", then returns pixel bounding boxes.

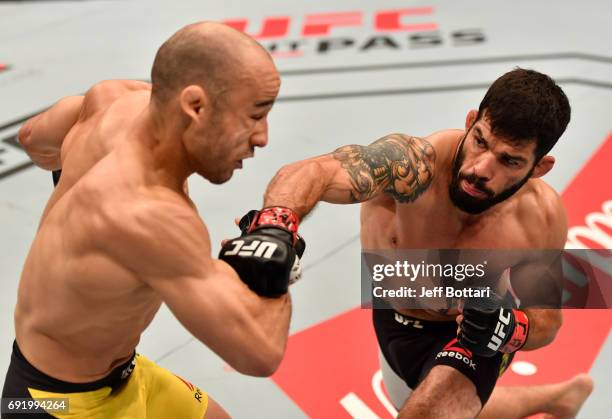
[179,85,210,122]
[531,155,555,178]
[465,109,478,131]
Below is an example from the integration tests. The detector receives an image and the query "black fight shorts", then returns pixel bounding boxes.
[373,306,513,405]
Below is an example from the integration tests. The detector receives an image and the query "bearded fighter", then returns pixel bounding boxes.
[254,68,593,419]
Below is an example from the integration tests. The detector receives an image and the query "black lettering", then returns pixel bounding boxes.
[317,37,355,53]
[266,40,306,54]
[360,36,400,51]
[409,31,443,48]
[452,29,486,46]
[288,41,305,52]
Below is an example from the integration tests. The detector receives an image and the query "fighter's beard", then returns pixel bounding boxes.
[448,134,534,215]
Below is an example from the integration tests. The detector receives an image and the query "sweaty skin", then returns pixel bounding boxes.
[264,118,566,352]
[16,29,287,384]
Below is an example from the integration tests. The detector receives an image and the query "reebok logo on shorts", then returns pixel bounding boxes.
[436,338,477,370]
[174,374,195,391]
[442,338,473,358]
[174,374,205,404]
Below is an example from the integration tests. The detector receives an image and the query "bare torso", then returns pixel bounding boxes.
[15,81,173,382]
[360,130,559,321]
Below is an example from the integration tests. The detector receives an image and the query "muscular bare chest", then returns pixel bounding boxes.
[361,190,530,250]
[361,191,532,319]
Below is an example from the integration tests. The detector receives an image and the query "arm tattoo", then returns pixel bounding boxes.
[332,134,435,203]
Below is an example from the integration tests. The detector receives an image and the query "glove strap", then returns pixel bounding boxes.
[500,309,529,353]
[248,207,300,244]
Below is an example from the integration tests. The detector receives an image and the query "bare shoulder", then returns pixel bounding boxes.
[519,179,568,247]
[426,129,465,160]
[96,189,211,278]
[85,79,151,99]
[81,80,151,118]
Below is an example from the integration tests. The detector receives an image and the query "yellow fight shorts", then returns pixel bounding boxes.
[1,340,208,418]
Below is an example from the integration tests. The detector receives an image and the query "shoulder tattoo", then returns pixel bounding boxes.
[332,134,435,203]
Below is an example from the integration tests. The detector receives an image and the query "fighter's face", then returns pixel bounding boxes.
[181,57,280,184]
[205,70,280,184]
[449,115,537,214]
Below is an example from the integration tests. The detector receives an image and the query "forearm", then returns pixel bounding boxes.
[245,293,292,373]
[171,278,290,376]
[198,261,292,376]
[264,158,330,219]
[521,308,562,350]
[214,289,291,376]
[263,135,436,215]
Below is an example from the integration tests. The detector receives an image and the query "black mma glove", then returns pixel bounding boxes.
[219,207,305,298]
[458,291,529,357]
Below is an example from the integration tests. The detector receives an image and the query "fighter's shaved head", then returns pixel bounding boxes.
[150,21,271,107]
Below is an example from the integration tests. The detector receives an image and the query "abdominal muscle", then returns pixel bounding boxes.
[361,198,459,322]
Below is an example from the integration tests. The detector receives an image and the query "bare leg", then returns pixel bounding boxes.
[477,374,593,419]
[397,365,482,419]
[204,395,231,419]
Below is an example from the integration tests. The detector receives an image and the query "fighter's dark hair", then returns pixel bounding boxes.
[477,68,571,159]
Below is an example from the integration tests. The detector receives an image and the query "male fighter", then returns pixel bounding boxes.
[258,68,593,418]
[2,22,303,418]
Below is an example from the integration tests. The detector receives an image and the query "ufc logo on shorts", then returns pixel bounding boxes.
[487,309,512,351]
[394,312,424,328]
[223,240,278,259]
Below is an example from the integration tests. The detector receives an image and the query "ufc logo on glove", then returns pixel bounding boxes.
[487,309,512,351]
[223,240,279,259]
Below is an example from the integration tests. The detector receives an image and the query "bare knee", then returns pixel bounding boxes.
[398,366,481,419]
[203,395,231,419]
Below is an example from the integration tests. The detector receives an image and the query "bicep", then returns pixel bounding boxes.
[510,253,565,309]
[329,134,436,203]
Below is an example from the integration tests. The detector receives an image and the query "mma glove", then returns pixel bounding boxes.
[219,207,305,298]
[458,292,529,357]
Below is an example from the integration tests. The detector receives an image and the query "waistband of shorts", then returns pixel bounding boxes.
[11,340,136,393]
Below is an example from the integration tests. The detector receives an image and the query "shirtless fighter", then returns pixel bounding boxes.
[256,68,593,418]
[1,22,304,418]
